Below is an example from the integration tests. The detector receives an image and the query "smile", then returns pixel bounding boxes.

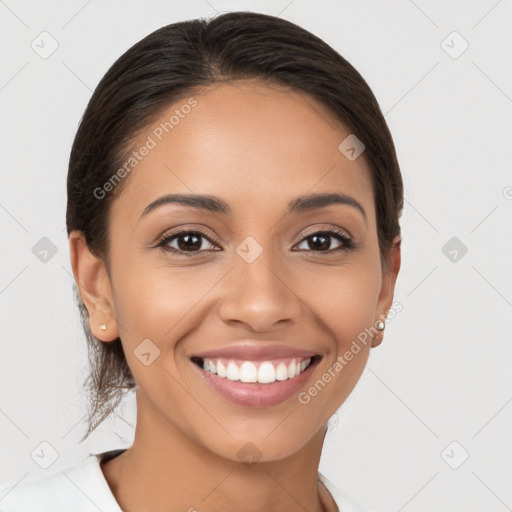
[190,351,322,408]
[191,356,314,383]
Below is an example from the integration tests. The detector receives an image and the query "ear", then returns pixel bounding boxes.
[68,230,119,342]
[372,236,401,348]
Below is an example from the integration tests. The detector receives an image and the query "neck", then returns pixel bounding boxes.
[100,391,336,512]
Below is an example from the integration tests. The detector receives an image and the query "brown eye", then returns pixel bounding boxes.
[295,229,353,252]
[156,230,219,253]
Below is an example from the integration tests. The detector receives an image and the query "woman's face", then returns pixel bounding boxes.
[91,80,399,462]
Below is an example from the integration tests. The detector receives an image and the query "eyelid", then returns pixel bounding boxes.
[299,224,352,240]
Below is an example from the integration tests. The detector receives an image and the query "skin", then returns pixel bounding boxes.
[69,80,400,512]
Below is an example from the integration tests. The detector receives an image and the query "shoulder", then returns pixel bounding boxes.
[0,453,122,512]
[318,472,369,512]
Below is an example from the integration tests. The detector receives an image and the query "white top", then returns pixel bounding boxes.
[0,449,367,511]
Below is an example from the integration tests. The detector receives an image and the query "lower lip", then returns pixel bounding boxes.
[191,359,319,408]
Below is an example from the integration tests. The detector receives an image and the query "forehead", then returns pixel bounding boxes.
[111,80,375,225]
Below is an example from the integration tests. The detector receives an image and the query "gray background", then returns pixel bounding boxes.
[1,1,511,510]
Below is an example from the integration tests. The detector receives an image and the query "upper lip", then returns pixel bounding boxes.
[190,342,318,361]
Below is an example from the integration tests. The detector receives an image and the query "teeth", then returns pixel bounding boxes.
[226,361,239,381]
[217,360,227,378]
[240,361,258,383]
[287,361,295,378]
[200,357,312,383]
[258,362,275,384]
[276,362,288,381]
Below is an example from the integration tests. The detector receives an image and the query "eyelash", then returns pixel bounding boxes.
[154,227,354,256]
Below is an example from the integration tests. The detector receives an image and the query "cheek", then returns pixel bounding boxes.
[295,260,381,347]
[109,261,207,399]
[111,257,222,344]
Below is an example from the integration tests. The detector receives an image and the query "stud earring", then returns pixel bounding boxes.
[376,320,385,331]
[100,323,107,331]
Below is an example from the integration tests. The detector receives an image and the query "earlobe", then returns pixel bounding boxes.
[372,236,402,348]
[371,320,385,348]
[371,336,383,348]
[68,230,119,342]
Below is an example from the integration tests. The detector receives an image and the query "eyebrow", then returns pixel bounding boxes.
[140,192,367,225]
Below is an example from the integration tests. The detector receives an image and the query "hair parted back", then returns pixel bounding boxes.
[66,11,403,441]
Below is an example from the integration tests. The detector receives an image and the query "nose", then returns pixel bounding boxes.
[217,251,303,333]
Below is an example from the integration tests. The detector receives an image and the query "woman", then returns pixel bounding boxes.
[0,10,402,511]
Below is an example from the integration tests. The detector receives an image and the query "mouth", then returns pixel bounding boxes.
[189,353,322,407]
[191,355,321,383]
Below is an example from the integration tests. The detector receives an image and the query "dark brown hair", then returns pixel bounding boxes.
[66,11,403,441]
